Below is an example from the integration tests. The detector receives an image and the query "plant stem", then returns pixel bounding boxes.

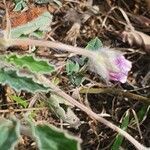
[8,38,148,149]
[37,75,148,150]
[10,38,94,58]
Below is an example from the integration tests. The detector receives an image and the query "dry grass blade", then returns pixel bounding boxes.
[102,6,150,53]
[79,87,150,104]
[102,6,134,30]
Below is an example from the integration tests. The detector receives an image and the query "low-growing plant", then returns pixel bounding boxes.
[0,1,149,150]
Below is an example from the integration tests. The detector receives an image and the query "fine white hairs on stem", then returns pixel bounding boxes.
[10,39,132,83]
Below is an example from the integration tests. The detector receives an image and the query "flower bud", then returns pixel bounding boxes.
[88,48,132,83]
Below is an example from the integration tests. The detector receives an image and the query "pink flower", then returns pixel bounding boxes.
[109,55,132,83]
[88,48,132,83]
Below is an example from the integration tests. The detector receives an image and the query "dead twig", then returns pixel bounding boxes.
[79,87,150,104]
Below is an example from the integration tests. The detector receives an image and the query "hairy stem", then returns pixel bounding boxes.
[10,38,94,58]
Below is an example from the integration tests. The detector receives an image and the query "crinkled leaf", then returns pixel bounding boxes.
[47,94,80,128]
[0,68,49,93]
[66,60,84,86]
[13,0,28,11]
[69,74,85,86]
[49,93,73,106]
[66,60,80,75]
[32,123,81,150]
[6,54,55,74]
[0,117,20,150]
[112,110,130,150]
[10,11,52,38]
[85,37,103,51]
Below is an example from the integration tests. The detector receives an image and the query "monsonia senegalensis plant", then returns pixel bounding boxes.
[88,48,132,83]
[1,34,147,150]
[1,37,132,83]
[0,0,132,83]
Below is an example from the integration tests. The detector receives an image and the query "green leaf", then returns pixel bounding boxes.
[13,0,28,11]
[111,110,130,150]
[130,105,149,126]
[47,94,80,128]
[0,117,20,150]
[79,37,103,66]
[30,30,44,39]
[5,54,55,74]
[10,95,28,108]
[10,11,52,38]
[66,60,85,86]
[0,68,49,93]
[137,105,149,122]
[14,2,22,11]
[69,74,85,86]
[85,37,103,51]
[32,123,81,150]
[66,60,80,75]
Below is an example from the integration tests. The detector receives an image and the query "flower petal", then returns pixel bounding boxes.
[109,56,132,83]
[109,72,128,83]
[115,55,132,73]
